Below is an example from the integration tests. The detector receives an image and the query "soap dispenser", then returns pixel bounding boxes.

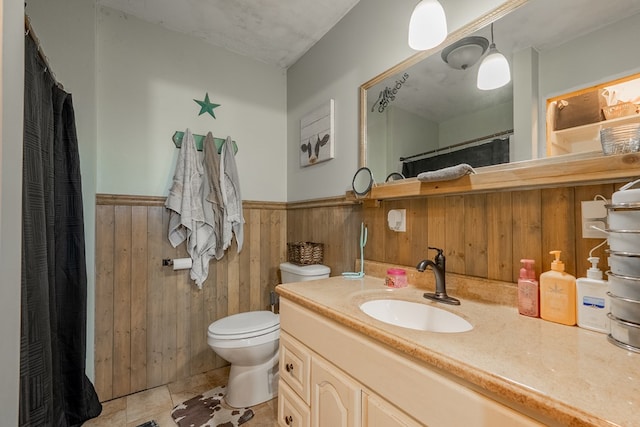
[576,256,609,333]
[517,259,539,317]
[540,250,577,326]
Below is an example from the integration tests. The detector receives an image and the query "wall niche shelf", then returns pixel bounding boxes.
[545,72,640,157]
[548,113,640,157]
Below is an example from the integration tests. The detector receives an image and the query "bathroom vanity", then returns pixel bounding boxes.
[276,275,639,427]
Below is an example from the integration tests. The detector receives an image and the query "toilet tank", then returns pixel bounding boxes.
[280,262,330,283]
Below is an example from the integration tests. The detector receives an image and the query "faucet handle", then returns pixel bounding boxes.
[428,247,445,266]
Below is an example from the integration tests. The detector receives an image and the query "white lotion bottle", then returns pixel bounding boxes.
[576,256,609,333]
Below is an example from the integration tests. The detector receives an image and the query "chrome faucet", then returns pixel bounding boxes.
[416,247,460,305]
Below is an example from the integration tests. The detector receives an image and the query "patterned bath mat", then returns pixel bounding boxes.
[171,385,254,427]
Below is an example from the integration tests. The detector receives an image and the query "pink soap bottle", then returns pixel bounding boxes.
[518,259,539,317]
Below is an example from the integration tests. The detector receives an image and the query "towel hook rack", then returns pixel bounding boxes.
[172,131,238,154]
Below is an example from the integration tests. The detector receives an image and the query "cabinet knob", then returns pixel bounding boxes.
[284,415,293,425]
[285,363,294,372]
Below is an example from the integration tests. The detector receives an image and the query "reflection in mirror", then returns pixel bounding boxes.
[362,0,640,184]
[385,172,405,182]
[352,167,374,197]
[547,73,640,156]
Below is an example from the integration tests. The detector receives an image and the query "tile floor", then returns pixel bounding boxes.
[84,366,279,427]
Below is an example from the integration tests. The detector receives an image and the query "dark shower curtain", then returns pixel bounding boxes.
[402,138,510,178]
[20,34,101,426]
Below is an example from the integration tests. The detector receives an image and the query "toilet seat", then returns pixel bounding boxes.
[208,311,279,340]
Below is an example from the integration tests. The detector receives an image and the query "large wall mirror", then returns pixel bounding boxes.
[360,0,640,183]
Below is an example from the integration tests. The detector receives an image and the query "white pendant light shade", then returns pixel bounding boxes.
[477,24,511,90]
[477,45,511,90]
[408,0,447,51]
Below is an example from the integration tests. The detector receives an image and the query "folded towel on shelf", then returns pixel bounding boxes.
[417,163,476,182]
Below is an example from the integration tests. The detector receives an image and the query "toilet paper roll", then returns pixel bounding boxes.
[173,257,193,270]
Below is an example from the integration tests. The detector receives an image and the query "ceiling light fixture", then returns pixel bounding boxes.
[441,36,489,70]
[408,0,447,51]
[477,23,511,90]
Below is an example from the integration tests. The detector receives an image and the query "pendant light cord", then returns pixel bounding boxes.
[490,23,495,47]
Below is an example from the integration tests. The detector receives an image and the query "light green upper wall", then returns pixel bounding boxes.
[537,12,640,158]
[512,47,539,162]
[439,101,513,148]
[366,105,440,183]
[387,106,439,180]
[539,12,640,100]
[286,0,507,201]
[288,0,640,190]
[97,7,287,201]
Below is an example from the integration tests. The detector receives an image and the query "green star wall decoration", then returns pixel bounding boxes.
[194,93,220,118]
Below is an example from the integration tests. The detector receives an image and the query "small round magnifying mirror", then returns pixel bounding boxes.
[352,167,374,197]
[385,172,405,182]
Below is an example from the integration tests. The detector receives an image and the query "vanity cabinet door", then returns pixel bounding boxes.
[280,331,312,404]
[279,380,311,427]
[311,356,361,427]
[362,391,423,427]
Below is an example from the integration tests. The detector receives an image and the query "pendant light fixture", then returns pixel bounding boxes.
[408,0,447,51]
[441,36,489,70]
[477,23,511,90]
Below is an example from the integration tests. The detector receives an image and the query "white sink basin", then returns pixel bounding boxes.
[359,299,473,333]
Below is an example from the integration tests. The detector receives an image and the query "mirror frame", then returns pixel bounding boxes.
[358,0,528,170]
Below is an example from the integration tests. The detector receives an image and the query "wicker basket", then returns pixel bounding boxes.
[603,102,638,120]
[287,242,324,265]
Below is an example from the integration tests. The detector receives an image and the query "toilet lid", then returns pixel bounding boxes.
[208,311,280,339]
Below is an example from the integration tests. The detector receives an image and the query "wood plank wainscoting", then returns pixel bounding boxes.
[286,197,364,275]
[94,194,362,402]
[361,183,618,284]
[95,194,290,401]
[94,183,618,401]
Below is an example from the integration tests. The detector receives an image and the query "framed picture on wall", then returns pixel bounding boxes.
[300,99,335,167]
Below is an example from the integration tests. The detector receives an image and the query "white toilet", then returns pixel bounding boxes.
[207,262,330,408]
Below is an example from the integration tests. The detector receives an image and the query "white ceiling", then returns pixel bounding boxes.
[97,0,361,69]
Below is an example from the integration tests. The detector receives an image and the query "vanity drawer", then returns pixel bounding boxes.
[278,380,311,427]
[280,331,311,404]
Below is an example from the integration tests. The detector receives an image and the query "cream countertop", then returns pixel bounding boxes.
[276,275,640,427]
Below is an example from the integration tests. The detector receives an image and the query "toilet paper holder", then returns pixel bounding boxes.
[162,257,193,270]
